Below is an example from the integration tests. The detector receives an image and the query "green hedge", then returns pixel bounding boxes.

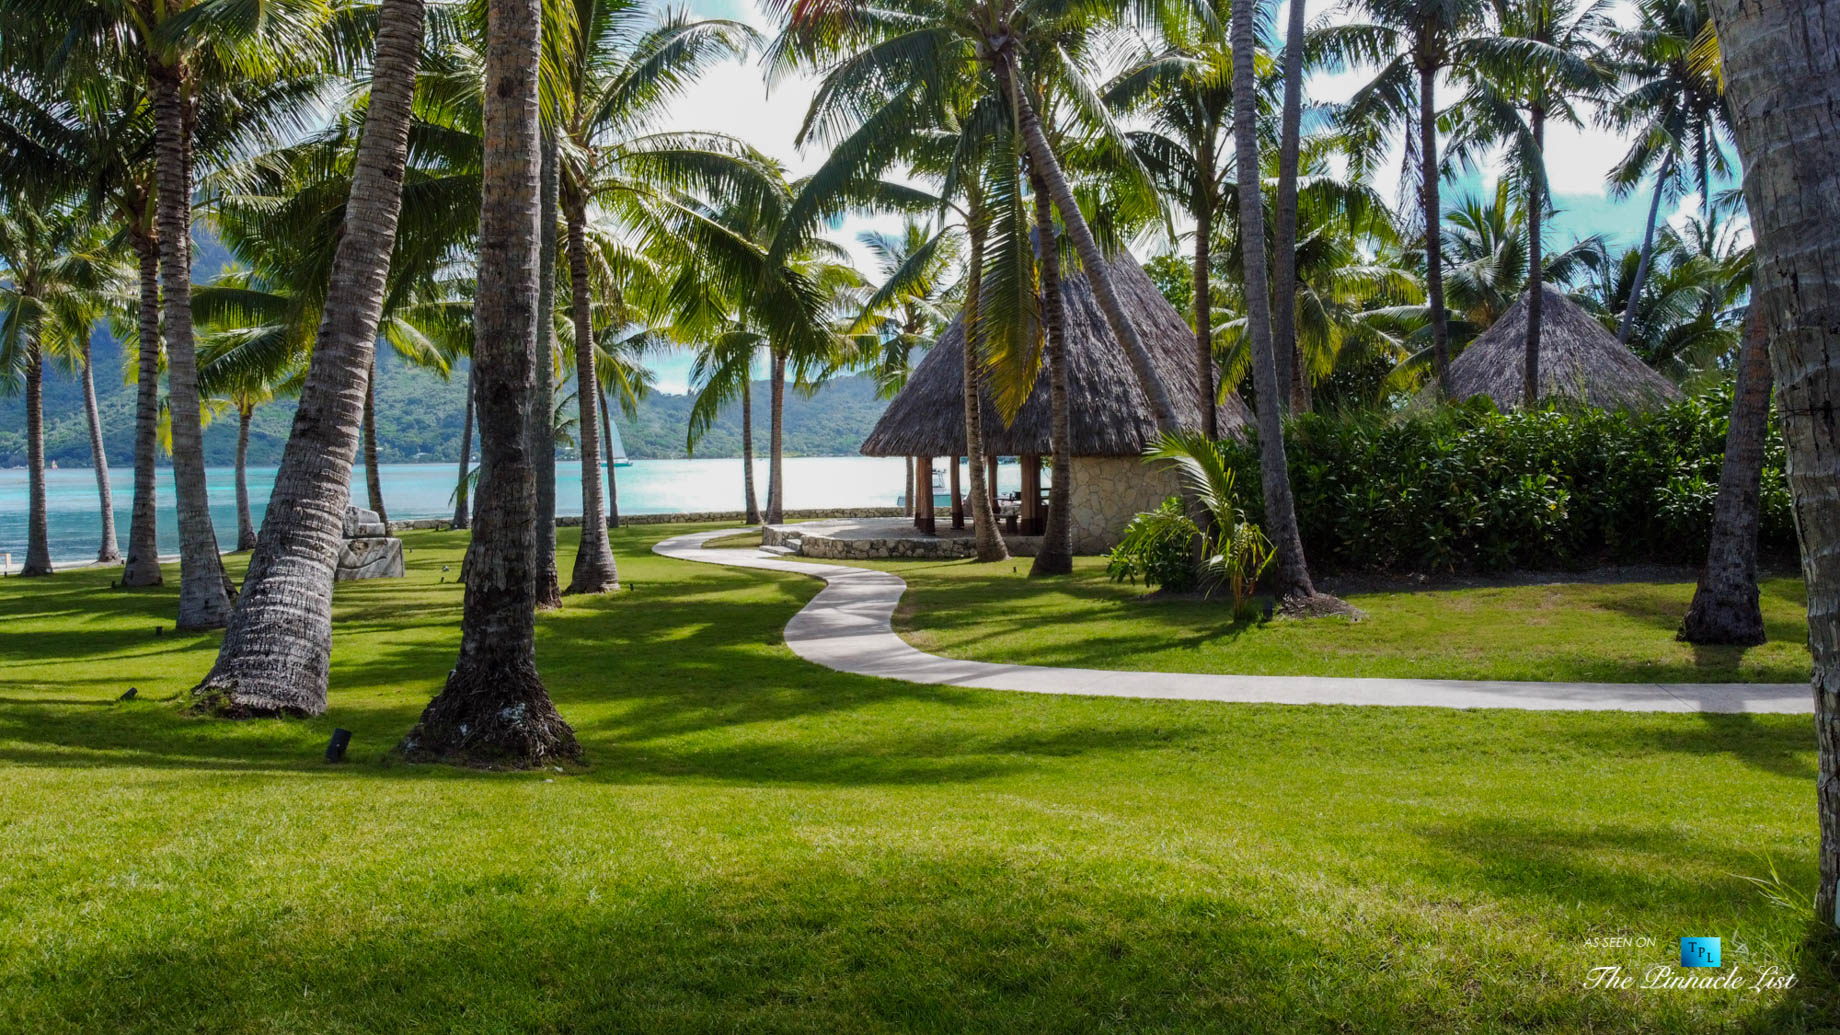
[1219,390,1796,573]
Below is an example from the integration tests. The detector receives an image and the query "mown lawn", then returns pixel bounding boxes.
[877,554,1814,684]
[0,524,1834,1034]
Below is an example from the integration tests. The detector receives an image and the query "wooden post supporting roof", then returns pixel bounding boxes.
[950,456,964,529]
[1020,455,1042,535]
[917,455,936,535]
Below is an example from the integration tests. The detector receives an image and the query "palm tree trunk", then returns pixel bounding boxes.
[122,234,163,586]
[1193,185,1217,437]
[1274,0,1308,414]
[1420,63,1453,397]
[992,46,1180,433]
[1620,153,1675,345]
[1681,310,1772,645]
[21,333,51,577]
[81,336,121,562]
[234,403,257,551]
[192,0,427,717]
[150,62,231,629]
[1706,0,1840,927]
[532,134,561,608]
[961,197,1008,563]
[453,363,474,529]
[564,194,618,594]
[364,359,388,523]
[400,0,577,766]
[597,382,619,527]
[903,455,914,517]
[1524,109,1547,410]
[742,376,760,524]
[1232,0,1318,604]
[767,351,786,523]
[1030,172,1073,576]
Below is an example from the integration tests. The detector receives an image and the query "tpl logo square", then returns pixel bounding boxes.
[1680,937,1721,968]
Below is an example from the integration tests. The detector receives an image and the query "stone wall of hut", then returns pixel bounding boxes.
[1067,456,1182,555]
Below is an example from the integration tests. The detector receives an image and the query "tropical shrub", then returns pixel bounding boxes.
[1108,433,1275,612]
[1220,389,1795,573]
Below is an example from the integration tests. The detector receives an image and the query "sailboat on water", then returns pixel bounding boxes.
[602,415,634,469]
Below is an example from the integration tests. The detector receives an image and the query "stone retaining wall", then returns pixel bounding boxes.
[762,524,1042,560]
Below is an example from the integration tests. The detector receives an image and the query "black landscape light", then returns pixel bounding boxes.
[119,687,137,702]
[325,728,352,762]
[1262,599,1275,622]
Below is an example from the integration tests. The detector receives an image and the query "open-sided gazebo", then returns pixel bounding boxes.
[1441,285,1685,412]
[861,253,1250,554]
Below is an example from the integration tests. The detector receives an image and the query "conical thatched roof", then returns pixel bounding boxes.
[861,254,1251,457]
[1442,286,1684,412]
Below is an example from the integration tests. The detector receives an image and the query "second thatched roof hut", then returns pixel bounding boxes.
[861,253,1247,554]
[1441,285,1684,412]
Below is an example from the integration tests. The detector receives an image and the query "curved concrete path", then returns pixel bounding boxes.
[654,530,1812,714]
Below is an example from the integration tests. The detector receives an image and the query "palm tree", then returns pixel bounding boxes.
[1316,0,1488,397]
[1105,24,1253,437]
[534,134,561,607]
[0,194,113,577]
[1273,0,1310,412]
[191,0,430,717]
[1231,0,1325,607]
[1678,306,1768,645]
[1437,182,1605,345]
[1700,0,1840,931]
[1601,0,1729,345]
[400,0,580,766]
[1458,0,1616,409]
[688,327,767,523]
[553,0,756,593]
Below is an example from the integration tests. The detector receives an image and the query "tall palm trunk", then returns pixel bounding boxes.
[1420,63,1453,396]
[961,196,1007,563]
[1274,0,1309,413]
[532,135,560,608]
[767,350,786,523]
[1620,153,1676,345]
[1192,184,1217,436]
[1232,0,1318,604]
[1706,0,1840,927]
[234,402,257,550]
[122,234,163,586]
[81,337,121,562]
[1030,172,1072,576]
[597,382,619,526]
[21,333,51,577]
[363,359,388,523]
[1681,310,1772,645]
[741,376,760,524]
[150,63,231,629]
[453,363,474,529]
[564,194,618,594]
[1523,108,1547,410]
[400,0,578,766]
[192,0,427,717]
[992,47,1180,433]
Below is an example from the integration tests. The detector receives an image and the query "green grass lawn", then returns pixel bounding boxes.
[873,555,1814,684]
[0,525,1834,1033]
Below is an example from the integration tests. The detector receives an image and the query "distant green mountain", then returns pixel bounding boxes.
[1,332,894,468]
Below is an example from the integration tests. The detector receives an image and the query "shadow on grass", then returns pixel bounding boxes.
[0,852,1728,1035]
[1565,712,1816,781]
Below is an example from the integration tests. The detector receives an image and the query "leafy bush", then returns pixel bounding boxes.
[1108,433,1274,612]
[1220,389,1795,573]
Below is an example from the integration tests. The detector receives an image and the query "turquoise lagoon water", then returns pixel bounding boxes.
[1,456,1037,565]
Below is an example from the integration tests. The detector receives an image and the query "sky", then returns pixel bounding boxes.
[642,0,1725,392]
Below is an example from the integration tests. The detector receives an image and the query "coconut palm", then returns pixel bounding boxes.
[1272,0,1310,411]
[1456,0,1616,409]
[400,0,580,766]
[688,327,767,523]
[1601,0,1730,345]
[553,0,757,593]
[1437,182,1606,346]
[192,0,432,717]
[1314,0,1489,397]
[1700,0,1840,930]
[0,194,115,575]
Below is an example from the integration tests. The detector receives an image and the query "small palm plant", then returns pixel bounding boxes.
[1109,432,1275,615]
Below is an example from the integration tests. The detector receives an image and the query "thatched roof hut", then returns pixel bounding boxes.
[860,253,1251,457]
[1441,285,1684,412]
